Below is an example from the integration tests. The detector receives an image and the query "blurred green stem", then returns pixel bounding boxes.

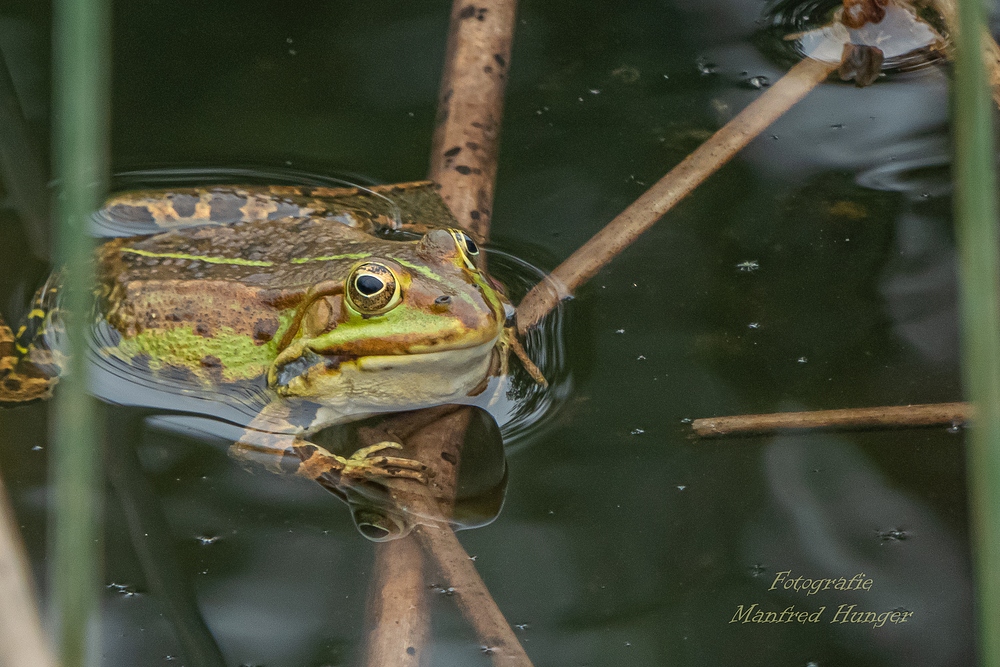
[953,0,1000,664]
[51,0,110,663]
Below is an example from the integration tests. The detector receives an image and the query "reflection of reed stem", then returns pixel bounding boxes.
[0,470,56,667]
[105,413,227,666]
[0,45,49,260]
[691,403,971,437]
[362,538,429,667]
[516,57,838,332]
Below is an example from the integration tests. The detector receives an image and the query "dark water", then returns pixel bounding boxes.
[0,0,976,665]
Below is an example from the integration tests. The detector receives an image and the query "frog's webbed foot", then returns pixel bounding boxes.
[230,417,430,490]
[294,441,429,485]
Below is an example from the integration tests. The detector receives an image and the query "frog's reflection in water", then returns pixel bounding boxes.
[126,405,508,542]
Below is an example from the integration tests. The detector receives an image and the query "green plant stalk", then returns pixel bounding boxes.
[954,0,1000,664]
[50,0,110,662]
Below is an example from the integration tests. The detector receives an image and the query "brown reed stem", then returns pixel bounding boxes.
[364,1,527,665]
[691,402,971,437]
[929,0,1000,109]
[0,471,57,667]
[428,0,519,240]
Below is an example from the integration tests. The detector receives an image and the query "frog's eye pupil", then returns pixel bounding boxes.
[356,274,384,296]
[462,234,479,255]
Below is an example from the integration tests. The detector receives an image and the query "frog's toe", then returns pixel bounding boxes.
[340,443,430,484]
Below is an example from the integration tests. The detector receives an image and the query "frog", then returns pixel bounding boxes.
[0,180,544,539]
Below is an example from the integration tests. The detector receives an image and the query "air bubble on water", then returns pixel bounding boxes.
[286,37,293,44]
[515,623,530,631]
[662,74,670,79]
[637,355,646,360]
[589,88,601,95]
[195,535,220,545]
[631,428,645,435]
[736,260,759,272]
[615,328,625,334]
[747,75,770,89]
[680,417,692,423]
[676,485,686,491]
[481,646,498,655]
[878,528,908,542]
[288,49,297,55]
[748,322,760,329]
[31,445,42,451]
[107,582,138,597]
[947,421,962,434]
[696,58,718,75]
[797,357,808,363]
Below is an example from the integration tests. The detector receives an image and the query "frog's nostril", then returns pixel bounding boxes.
[434,295,452,306]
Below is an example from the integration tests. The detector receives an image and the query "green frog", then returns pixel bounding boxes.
[0,180,542,537]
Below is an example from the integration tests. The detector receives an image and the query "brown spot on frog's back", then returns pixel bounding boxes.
[201,355,222,368]
[252,318,279,344]
[208,194,248,222]
[169,193,199,218]
[108,204,155,224]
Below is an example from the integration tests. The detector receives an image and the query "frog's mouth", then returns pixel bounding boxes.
[267,338,500,407]
[271,348,353,389]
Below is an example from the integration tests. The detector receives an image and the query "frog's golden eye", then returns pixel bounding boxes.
[448,229,480,270]
[346,262,400,315]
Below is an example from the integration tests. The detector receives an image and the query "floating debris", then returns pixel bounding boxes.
[737,260,760,272]
[795,1,944,87]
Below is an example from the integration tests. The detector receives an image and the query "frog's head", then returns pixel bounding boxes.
[267,229,512,409]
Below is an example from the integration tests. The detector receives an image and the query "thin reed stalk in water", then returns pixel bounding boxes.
[51,0,110,662]
[952,0,1000,662]
[0,45,49,261]
[691,403,971,437]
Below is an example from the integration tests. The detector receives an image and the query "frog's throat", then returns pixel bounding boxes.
[268,338,500,409]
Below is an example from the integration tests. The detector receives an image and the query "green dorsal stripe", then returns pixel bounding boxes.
[119,248,446,283]
[290,253,370,264]
[121,248,274,267]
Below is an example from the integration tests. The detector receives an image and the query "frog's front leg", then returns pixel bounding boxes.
[230,403,430,487]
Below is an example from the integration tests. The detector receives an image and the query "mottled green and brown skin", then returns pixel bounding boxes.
[1,181,517,521]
